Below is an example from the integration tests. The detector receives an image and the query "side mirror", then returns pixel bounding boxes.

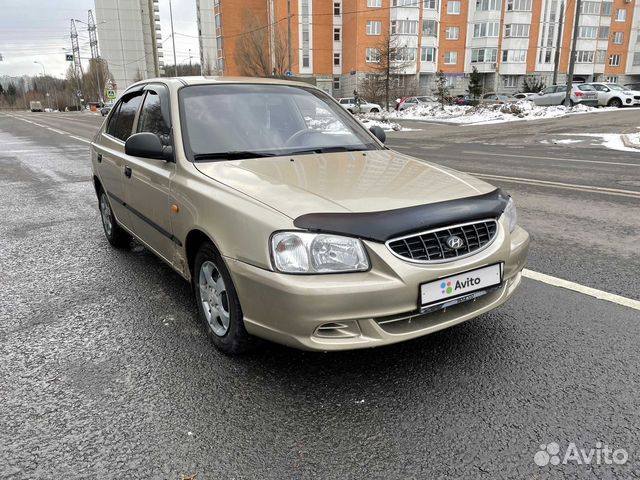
[125,132,173,161]
[369,125,386,143]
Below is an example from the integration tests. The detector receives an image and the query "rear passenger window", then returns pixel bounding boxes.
[111,93,143,142]
[138,90,171,146]
[106,103,122,137]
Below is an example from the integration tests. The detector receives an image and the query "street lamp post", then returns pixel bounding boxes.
[33,61,51,110]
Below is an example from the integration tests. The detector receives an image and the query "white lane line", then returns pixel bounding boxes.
[467,172,640,199]
[523,269,640,311]
[69,135,91,144]
[462,150,640,167]
[47,127,69,135]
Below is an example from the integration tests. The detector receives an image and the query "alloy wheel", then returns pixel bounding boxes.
[198,260,230,337]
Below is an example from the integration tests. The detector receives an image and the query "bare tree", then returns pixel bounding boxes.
[235,12,289,77]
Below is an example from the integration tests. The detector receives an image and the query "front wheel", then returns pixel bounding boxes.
[608,98,623,108]
[193,243,252,355]
[98,189,131,248]
[369,108,380,113]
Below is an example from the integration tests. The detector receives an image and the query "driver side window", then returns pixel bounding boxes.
[137,89,171,146]
[108,92,144,142]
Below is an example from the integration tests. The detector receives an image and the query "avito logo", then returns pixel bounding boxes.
[441,276,481,295]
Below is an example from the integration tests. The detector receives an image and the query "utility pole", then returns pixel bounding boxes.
[87,10,103,105]
[148,0,160,77]
[189,48,192,74]
[287,0,292,75]
[169,0,178,76]
[552,1,565,85]
[565,0,582,107]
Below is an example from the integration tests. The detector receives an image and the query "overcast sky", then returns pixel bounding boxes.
[0,0,199,78]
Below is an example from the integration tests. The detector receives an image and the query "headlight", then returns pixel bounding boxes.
[504,197,517,233]
[271,232,369,274]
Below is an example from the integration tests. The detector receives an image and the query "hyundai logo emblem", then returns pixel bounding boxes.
[445,235,464,250]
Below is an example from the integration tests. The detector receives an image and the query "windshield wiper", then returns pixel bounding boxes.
[193,151,277,161]
[286,146,368,156]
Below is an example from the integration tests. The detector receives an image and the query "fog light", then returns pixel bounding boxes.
[314,321,361,339]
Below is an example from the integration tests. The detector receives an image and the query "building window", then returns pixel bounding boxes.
[473,22,499,38]
[609,54,620,66]
[421,46,436,62]
[575,50,595,63]
[334,28,341,41]
[504,23,530,38]
[301,0,310,68]
[578,26,597,39]
[613,31,624,44]
[471,48,497,63]
[506,0,532,11]
[502,49,527,63]
[633,53,640,66]
[393,0,419,5]
[595,50,607,64]
[503,75,519,88]
[476,0,501,11]
[333,76,340,90]
[445,76,455,88]
[391,20,419,35]
[368,0,382,6]
[366,47,381,63]
[391,47,417,61]
[444,51,457,64]
[598,26,610,40]
[367,20,382,35]
[423,19,438,36]
[334,1,341,15]
[580,1,599,14]
[445,26,459,39]
[447,0,461,14]
[601,1,612,16]
[424,0,438,9]
[334,52,341,65]
[615,8,626,21]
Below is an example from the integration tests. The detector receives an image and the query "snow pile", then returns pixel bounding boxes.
[364,101,600,125]
[623,132,640,148]
[357,117,402,132]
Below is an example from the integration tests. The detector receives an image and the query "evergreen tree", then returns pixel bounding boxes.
[467,66,483,100]
[432,70,450,108]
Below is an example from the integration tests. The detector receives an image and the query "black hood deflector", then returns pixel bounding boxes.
[293,188,510,242]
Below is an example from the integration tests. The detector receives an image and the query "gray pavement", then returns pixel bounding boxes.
[1,110,639,479]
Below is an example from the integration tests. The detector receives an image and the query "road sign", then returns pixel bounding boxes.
[105,89,116,100]
[66,54,73,61]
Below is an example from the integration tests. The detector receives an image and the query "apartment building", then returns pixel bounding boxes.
[197,0,640,96]
[95,0,164,92]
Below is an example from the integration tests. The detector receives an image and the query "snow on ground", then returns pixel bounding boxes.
[363,101,619,125]
[624,132,640,148]
[356,117,403,132]
[558,133,640,153]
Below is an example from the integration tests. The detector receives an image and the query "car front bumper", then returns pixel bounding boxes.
[226,219,530,351]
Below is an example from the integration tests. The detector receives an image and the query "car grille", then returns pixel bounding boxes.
[634,96,640,100]
[386,220,498,263]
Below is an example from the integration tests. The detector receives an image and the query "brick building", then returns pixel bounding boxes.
[196,0,640,96]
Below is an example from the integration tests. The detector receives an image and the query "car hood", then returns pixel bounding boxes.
[193,149,494,219]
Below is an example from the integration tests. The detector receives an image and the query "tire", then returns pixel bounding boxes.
[193,242,252,355]
[608,98,623,108]
[369,108,380,113]
[98,188,131,248]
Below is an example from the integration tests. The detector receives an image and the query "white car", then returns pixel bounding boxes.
[531,84,598,107]
[586,82,639,108]
[512,92,536,100]
[338,97,382,114]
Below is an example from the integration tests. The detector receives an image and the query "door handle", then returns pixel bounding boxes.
[124,166,132,178]
[97,153,102,163]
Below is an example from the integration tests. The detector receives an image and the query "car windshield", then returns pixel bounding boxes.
[607,84,625,91]
[179,84,381,161]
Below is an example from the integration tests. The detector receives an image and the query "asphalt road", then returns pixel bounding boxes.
[1,110,639,479]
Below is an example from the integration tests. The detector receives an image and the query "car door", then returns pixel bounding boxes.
[592,84,609,106]
[122,84,176,263]
[533,86,555,106]
[93,89,145,230]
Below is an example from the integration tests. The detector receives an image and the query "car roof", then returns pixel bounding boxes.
[126,76,321,91]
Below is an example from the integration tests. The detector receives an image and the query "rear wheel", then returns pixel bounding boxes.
[193,242,252,355]
[98,189,131,248]
[608,97,623,108]
[369,108,380,113]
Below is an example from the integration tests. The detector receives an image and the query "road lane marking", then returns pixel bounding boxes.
[69,135,91,144]
[461,150,640,167]
[524,269,640,311]
[467,172,640,199]
[47,127,69,135]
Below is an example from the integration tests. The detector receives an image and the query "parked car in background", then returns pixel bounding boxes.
[586,82,640,107]
[338,97,381,114]
[512,92,536,100]
[101,104,114,116]
[479,93,512,105]
[92,77,529,354]
[452,94,474,106]
[530,84,598,107]
[624,82,640,91]
[395,95,438,111]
